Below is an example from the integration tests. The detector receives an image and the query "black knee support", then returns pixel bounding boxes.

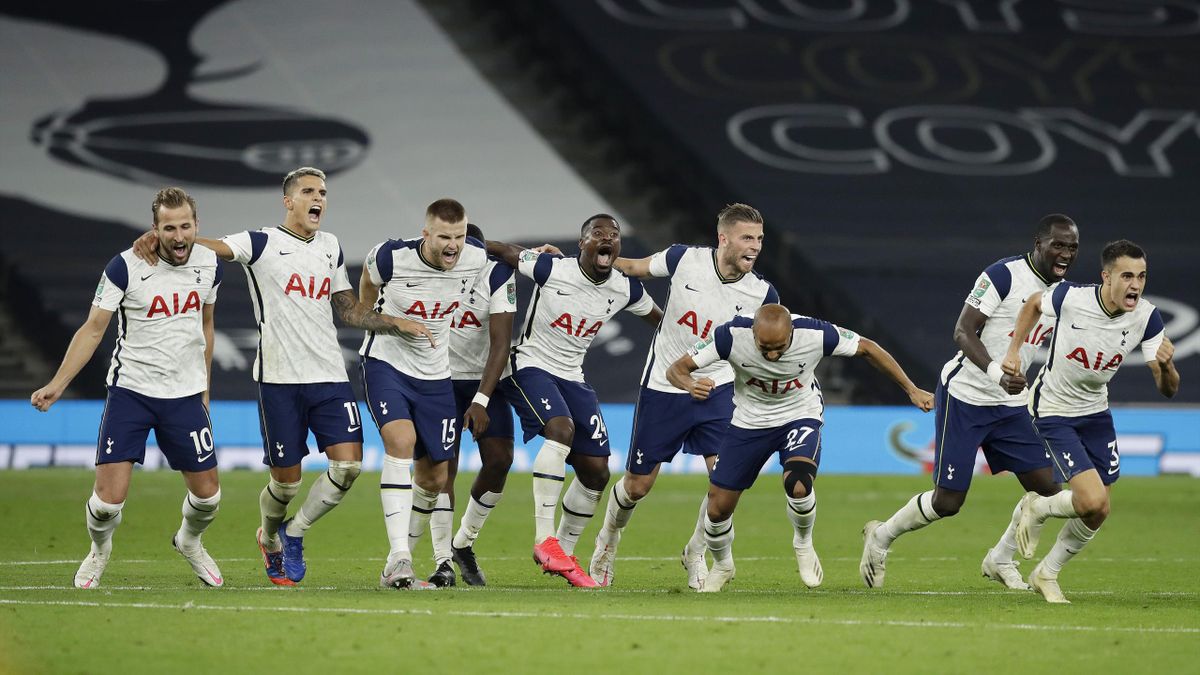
[783,460,817,497]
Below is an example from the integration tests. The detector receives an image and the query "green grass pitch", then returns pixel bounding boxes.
[1,470,1196,673]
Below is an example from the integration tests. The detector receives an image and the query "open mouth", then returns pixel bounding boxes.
[171,242,189,261]
[1051,259,1071,277]
[442,248,459,266]
[741,253,758,267]
[596,245,614,267]
[1123,291,1139,308]
[307,204,322,224]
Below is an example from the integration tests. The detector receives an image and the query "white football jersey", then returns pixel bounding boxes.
[941,253,1057,407]
[641,245,778,393]
[359,237,489,380]
[93,247,221,399]
[223,227,353,384]
[689,314,860,429]
[513,251,655,382]
[450,258,518,381]
[1029,283,1165,418]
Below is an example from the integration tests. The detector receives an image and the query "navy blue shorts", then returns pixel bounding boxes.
[97,386,217,472]
[452,378,515,451]
[710,418,823,492]
[362,357,458,462]
[933,381,1048,490]
[257,381,363,468]
[1033,410,1120,485]
[626,384,733,474]
[501,367,609,457]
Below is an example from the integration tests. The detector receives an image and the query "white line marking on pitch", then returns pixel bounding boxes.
[3,556,1194,566]
[0,598,1195,635]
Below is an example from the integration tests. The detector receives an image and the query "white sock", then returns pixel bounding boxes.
[1042,518,1098,576]
[1031,491,1078,522]
[598,480,639,544]
[286,461,358,538]
[430,493,454,565]
[685,495,708,555]
[453,491,503,549]
[878,490,941,547]
[177,490,220,550]
[557,478,601,555]
[85,492,124,553]
[531,439,570,543]
[408,485,439,555]
[259,478,300,551]
[786,491,817,547]
[703,512,734,564]
[381,455,414,559]
[991,499,1024,562]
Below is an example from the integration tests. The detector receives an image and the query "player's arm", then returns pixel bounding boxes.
[30,306,113,411]
[1148,336,1180,398]
[464,311,515,438]
[613,256,653,279]
[132,233,235,264]
[202,303,215,409]
[953,304,1025,395]
[485,240,524,268]
[640,302,663,327]
[665,354,715,401]
[331,289,435,347]
[855,337,934,412]
[1002,292,1044,376]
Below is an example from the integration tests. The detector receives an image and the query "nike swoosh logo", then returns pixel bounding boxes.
[347,426,361,433]
[385,511,403,518]
[740,362,755,367]
[684,284,699,292]
[141,274,155,281]
[406,283,420,287]
[1071,323,1087,330]
[196,452,214,463]
[278,251,293,256]
[556,290,572,296]
[566,531,581,537]
[1108,467,1119,475]
[540,502,557,508]
[442,444,455,452]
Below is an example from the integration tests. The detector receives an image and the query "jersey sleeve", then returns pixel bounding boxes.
[1043,282,1071,317]
[687,329,726,370]
[647,245,688,277]
[331,246,352,294]
[517,250,556,286]
[623,278,655,316]
[1140,308,1166,363]
[205,260,223,305]
[222,230,267,265]
[965,264,1009,316]
[826,323,861,357]
[365,242,390,287]
[763,282,780,306]
[93,255,128,311]
[488,263,518,315]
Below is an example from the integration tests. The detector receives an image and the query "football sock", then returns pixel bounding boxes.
[557,478,601,555]
[286,460,360,538]
[380,455,414,558]
[878,490,941,547]
[1031,491,1078,522]
[177,489,220,550]
[599,479,638,541]
[259,478,300,551]
[453,491,503,549]
[531,439,570,543]
[685,495,709,555]
[85,492,124,552]
[1042,518,1097,576]
[786,491,817,547]
[407,485,439,554]
[703,512,735,564]
[992,499,1024,561]
[430,492,454,565]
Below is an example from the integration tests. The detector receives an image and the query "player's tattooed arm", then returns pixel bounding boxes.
[331,290,436,345]
[31,306,114,412]
[1149,335,1180,398]
[955,304,1025,394]
[1002,292,1044,377]
[666,355,715,401]
[613,256,652,278]
[855,338,934,412]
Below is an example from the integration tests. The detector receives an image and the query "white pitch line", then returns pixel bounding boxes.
[0,598,1196,635]
[3,556,1195,566]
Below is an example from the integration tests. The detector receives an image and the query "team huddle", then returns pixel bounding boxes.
[30,168,1180,601]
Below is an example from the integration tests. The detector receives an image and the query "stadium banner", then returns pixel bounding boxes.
[1,401,1196,477]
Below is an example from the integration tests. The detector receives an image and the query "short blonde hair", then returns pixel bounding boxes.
[717,203,762,230]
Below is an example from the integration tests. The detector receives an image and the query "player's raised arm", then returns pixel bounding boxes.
[954,304,1025,395]
[854,337,934,411]
[613,255,653,279]
[133,232,235,265]
[485,240,525,268]
[1003,291,1045,376]
[1148,335,1180,398]
[31,306,114,411]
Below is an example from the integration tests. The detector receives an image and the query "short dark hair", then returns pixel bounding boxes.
[718,203,763,230]
[426,198,466,224]
[466,223,484,241]
[152,187,197,224]
[1101,239,1146,269]
[282,166,325,195]
[1036,213,1075,240]
[580,213,618,236]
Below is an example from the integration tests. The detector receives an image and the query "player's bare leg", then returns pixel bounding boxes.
[175,467,223,587]
[983,466,1060,590]
[453,436,513,585]
[783,459,821,588]
[379,420,419,587]
[699,485,740,592]
[1017,470,1107,603]
[76,461,133,589]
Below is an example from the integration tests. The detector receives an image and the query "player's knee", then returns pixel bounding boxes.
[269,477,302,502]
[579,466,609,492]
[782,461,816,499]
[327,460,361,491]
[1075,491,1109,520]
[543,417,575,445]
[931,489,965,518]
[624,476,653,501]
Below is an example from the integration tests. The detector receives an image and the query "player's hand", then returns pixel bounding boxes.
[463,404,490,440]
[999,372,1026,395]
[132,231,158,265]
[688,377,716,401]
[908,387,934,412]
[390,317,436,348]
[30,384,64,412]
[1000,351,1022,377]
[1156,335,1175,366]
[532,244,562,255]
